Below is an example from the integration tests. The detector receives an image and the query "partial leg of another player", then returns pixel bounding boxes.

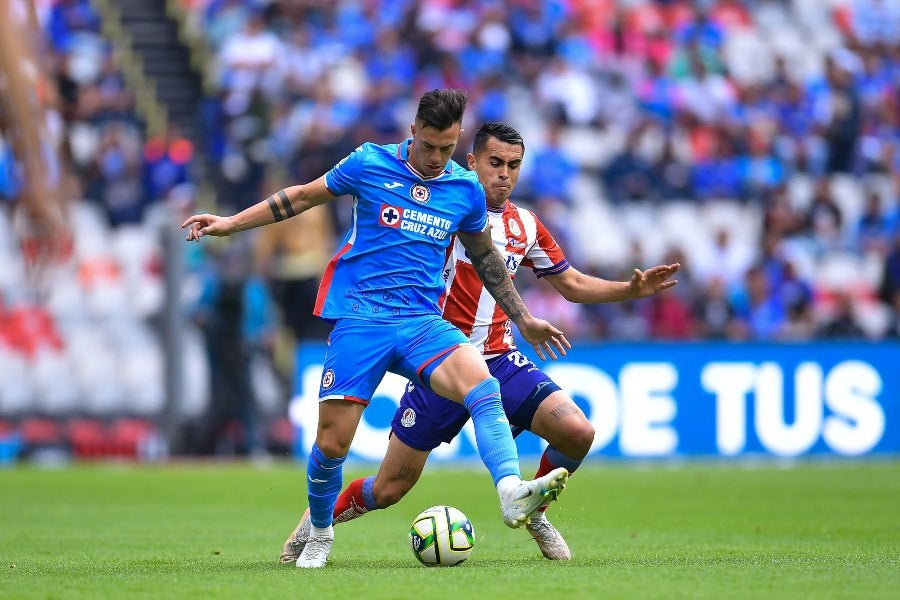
[524,390,594,560]
[429,345,569,528]
[281,434,429,563]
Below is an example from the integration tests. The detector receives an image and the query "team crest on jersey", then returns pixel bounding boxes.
[379,204,403,228]
[400,407,416,428]
[410,183,430,204]
[321,368,336,390]
[506,217,522,237]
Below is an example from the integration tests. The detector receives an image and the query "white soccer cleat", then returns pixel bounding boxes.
[500,467,568,528]
[279,508,310,564]
[295,525,334,569]
[526,513,572,560]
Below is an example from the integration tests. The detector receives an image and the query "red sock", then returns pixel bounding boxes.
[533,450,557,514]
[333,477,368,524]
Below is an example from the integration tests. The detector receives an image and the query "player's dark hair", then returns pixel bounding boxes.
[416,89,468,131]
[473,122,525,154]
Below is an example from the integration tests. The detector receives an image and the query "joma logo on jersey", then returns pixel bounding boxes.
[379,204,403,228]
[410,183,430,204]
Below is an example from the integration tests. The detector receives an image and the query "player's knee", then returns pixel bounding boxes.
[559,419,595,460]
[314,437,351,458]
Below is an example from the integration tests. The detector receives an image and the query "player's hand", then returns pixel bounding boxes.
[629,263,680,298]
[517,316,571,361]
[181,214,234,241]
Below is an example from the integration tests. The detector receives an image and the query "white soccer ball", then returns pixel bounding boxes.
[409,505,475,566]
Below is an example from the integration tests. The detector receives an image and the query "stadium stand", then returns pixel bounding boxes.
[0,0,897,460]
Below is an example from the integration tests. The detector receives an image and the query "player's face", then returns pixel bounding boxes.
[466,137,524,208]
[409,122,462,178]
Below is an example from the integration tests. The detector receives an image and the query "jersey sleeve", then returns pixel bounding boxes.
[458,177,488,235]
[522,213,569,278]
[324,143,368,197]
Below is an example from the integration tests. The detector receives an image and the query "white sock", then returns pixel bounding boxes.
[310,524,333,539]
[496,475,522,499]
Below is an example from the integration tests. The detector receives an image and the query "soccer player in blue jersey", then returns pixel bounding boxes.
[182,90,571,568]
[278,122,680,563]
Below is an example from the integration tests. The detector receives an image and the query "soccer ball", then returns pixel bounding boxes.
[409,505,475,566]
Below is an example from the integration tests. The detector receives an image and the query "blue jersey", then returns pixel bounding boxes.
[314,139,487,321]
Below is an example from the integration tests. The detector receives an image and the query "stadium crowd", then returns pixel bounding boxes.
[185,0,900,343]
[1,0,899,456]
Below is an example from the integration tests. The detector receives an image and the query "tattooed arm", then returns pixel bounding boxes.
[457,227,570,360]
[457,226,528,321]
[182,176,335,241]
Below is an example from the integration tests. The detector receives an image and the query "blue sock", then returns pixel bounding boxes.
[307,443,346,528]
[361,475,378,510]
[464,377,520,485]
[545,445,583,474]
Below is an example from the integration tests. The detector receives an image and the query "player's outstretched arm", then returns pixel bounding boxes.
[543,263,681,304]
[457,228,571,361]
[182,176,334,241]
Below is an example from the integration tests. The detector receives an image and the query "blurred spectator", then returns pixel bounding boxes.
[847,0,900,50]
[648,287,696,339]
[800,178,844,254]
[189,241,277,456]
[673,51,736,124]
[91,122,145,227]
[855,188,898,256]
[822,53,863,174]
[524,121,578,207]
[143,124,194,204]
[534,56,601,126]
[254,204,335,343]
[878,230,900,332]
[777,260,814,319]
[651,133,694,200]
[46,0,101,53]
[819,290,866,339]
[603,122,658,203]
[693,129,744,200]
[521,281,585,341]
[217,8,280,97]
[739,131,785,201]
[693,277,736,340]
[696,227,755,287]
[730,264,787,341]
[647,246,696,339]
[92,49,135,125]
[636,57,678,123]
[606,299,651,341]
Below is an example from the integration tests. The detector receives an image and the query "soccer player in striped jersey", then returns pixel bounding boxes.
[280,122,680,562]
[183,91,571,568]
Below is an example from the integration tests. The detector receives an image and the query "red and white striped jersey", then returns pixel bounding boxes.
[439,200,569,356]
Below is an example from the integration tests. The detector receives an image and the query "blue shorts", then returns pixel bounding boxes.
[391,349,562,451]
[318,316,469,405]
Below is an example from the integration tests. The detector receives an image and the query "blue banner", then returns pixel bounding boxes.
[289,342,899,459]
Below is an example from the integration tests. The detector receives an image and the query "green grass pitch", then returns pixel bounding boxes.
[1,460,898,599]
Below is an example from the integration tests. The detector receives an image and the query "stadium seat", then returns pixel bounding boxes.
[31,349,79,415]
[0,346,35,415]
[67,418,108,459]
[109,418,159,459]
[21,417,63,446]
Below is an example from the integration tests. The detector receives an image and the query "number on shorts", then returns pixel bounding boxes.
[507,351,531,368]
